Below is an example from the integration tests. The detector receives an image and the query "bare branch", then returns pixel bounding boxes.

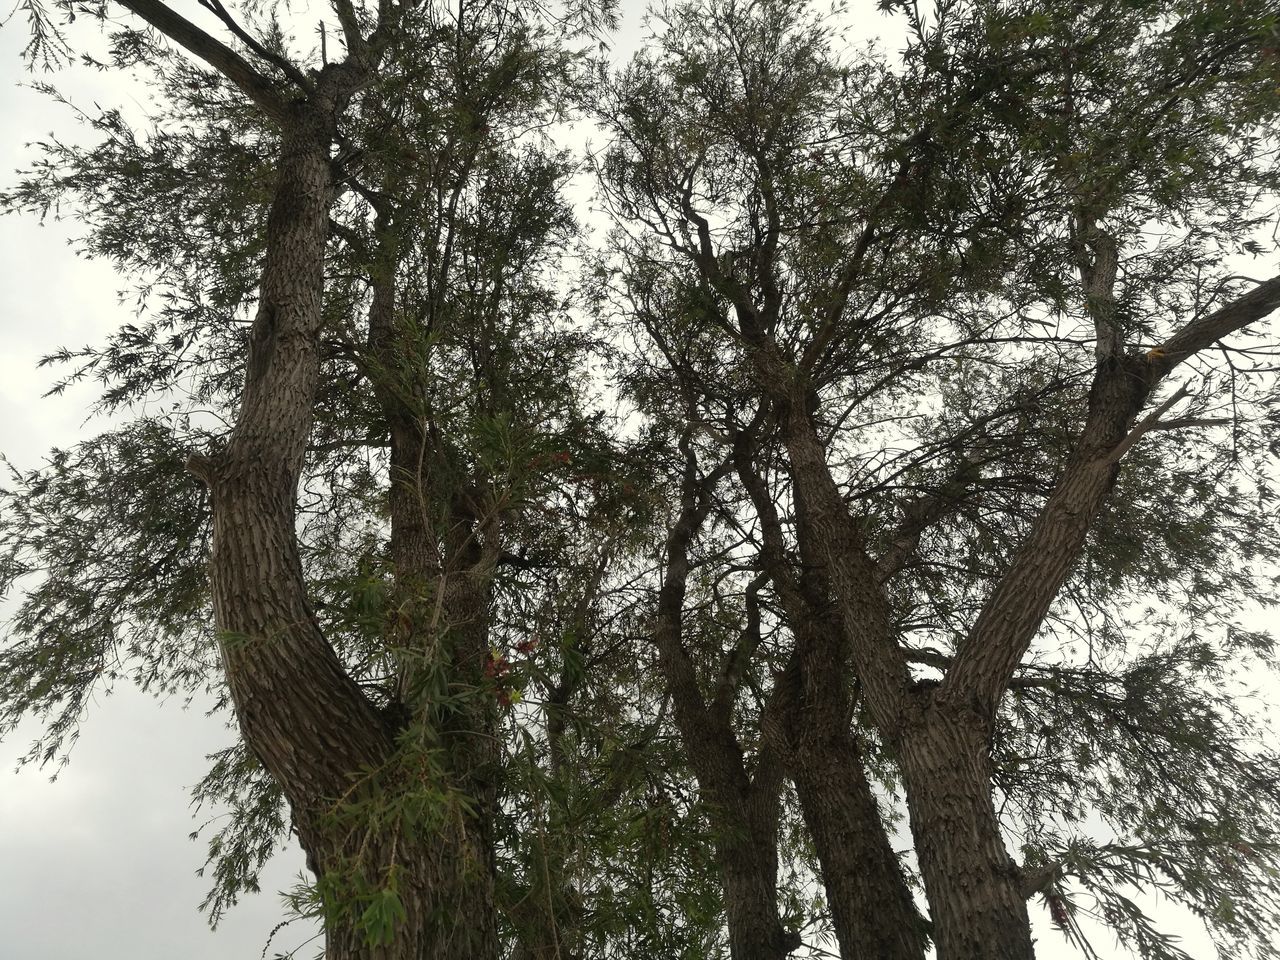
[197,0,313,91]
[1104,384,1190,465]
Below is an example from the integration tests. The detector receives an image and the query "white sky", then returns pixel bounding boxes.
[0,2,1259,957]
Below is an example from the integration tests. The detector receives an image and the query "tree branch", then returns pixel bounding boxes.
[115,0,290,122]
[197,0,313,91]
[1149,273,1280,375]
[943,275,1280,720]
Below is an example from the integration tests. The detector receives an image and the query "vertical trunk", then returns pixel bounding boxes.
[786,713,926,960]
[898,705,1033,960]
[670,701,796,960]
[318,836,494,960]
[365,216,500,960]
[792,749,924,960]
[734,427,924,960]
[772,392,912,735]
[718,809,799,960]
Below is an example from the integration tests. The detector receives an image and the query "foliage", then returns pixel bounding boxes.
[3,0,1280,958]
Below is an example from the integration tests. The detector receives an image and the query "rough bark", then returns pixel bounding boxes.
[192,109,432,959]
[763,393,1033,960]
[771,654,928,960]
[735,436,925,960]
[365,215,500,960]
[791,735,925,960]
[897,703,1032,960]
[947,273,1280,718]
[108,1,488,953]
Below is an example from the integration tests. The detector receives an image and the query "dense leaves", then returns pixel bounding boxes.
[3,0,1280,958]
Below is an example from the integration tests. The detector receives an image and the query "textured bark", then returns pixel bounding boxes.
[791,734,925,960]
[759,392,1032,960]
[364,216,500,960]
[769,653,927,960]
[719,794,797,960]
[122,0,499,947]
[771,386,913,736]
[197,88,496,960]
[898,704,1033,960]
[193,110,393,957]
[735,438,925,960]
[204,112,386,816]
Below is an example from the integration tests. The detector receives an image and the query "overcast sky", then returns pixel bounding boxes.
[0,2,1250,958]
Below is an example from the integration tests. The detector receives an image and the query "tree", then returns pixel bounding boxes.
[595,0,1280,958]
[2,0,615,956]
[5,0,1280,958]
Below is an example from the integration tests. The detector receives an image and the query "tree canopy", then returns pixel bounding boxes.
[3,0,1280,958]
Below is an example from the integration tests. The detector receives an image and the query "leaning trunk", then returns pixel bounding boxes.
[764,386,1024,959]
[203,111,497,959]
[765,631,925,960]
[789,724,926,960]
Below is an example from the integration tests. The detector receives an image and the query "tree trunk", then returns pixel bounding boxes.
[318,833,496,960]
[897,703,1033,960]
[200,109,498,959]
[719,821,800,960]
[733,424,924,960]
[788,717,926,960]
[765,629,926,960]
[760,386,1028,959]
[364,215,501,959]
[652,447,795,960]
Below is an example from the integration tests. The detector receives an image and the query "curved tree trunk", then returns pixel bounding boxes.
[199,106,498,959]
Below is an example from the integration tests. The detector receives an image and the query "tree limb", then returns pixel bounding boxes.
[197,0,313,91]
[115,0,290,122]
[943,276,1280,721]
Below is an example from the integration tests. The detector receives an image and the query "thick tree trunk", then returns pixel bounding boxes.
[365,218,500,959]
[766,621,925,960]
[719,822,799,960]
[793,749,924,960]
[318,834,496,960]
[204,111,387,834]
[787,714,926,960]
[733,426,925,960]
[200,109,498,959]
[760,387,1028,959]
[898,705,1033,960]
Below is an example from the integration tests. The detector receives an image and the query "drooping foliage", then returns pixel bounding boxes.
[3,0,1280,958]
